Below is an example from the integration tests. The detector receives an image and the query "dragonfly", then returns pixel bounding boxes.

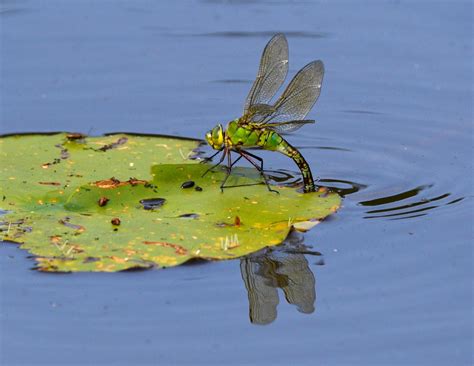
[204,33,324,193]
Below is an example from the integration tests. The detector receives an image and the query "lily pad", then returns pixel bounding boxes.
[0,133,341,272]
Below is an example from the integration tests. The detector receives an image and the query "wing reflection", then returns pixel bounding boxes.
[240,231,317,325]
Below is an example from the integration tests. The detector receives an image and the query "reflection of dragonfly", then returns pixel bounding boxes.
[205,33,324,193]
[240,231,318,325]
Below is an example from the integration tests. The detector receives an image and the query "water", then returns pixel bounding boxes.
[1,0,472,365]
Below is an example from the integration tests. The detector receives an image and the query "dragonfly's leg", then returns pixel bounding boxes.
[231,154,243,167]
[200,147,224,164]
[240,151,279,194]
[241,150,264,171]
[220,151,243,192]
[202,148,226,177]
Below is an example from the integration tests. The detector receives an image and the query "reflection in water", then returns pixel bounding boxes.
[240,231,318,325]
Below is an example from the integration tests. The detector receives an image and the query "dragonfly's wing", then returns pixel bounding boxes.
[245,103,276,124]
[243,34,289,114]
[266,60,324,123]
[265,120,315,134]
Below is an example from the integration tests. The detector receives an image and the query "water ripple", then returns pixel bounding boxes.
[185,31,329,39]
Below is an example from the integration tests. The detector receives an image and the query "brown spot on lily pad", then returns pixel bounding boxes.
[38,181,61,186]
[98,197,109,207]
[143,241,188,255]
[109,255,128,263]
[66,133,86,141]
[111,218,121,226]
[97,137,128,152]
[216,216,242,228]
[92,177,147,189]
[50,235,62,245]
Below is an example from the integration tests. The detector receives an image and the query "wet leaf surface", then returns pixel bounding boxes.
[0,133,341,272]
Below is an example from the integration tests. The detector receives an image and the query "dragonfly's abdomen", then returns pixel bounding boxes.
[263,131,316,193]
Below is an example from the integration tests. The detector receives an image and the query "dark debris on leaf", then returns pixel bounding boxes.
[98,197,109,207]
[83,257,100,263]
[178,213,199,219]
[111,218,121,226]
[181,180,195,189]
[97,137,128,152]
[139,198,166,210]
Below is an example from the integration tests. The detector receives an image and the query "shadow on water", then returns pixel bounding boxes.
[239,230,321,325]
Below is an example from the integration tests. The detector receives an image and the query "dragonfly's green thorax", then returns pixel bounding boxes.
[225,119,282,151]
[206,119,283,151]
[227,119,259,148]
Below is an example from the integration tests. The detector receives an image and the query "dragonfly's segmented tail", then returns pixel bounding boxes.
[272,134,315,193]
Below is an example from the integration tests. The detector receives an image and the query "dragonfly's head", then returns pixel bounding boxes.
[205,124,224,150]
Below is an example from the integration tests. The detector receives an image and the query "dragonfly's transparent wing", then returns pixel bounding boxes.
[243,34,289,114]
[266,60,324,123]
[265,120,315,134]
[245,103,276,123]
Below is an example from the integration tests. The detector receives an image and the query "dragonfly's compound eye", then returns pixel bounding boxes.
[205,124,224,150]
[205,130,213,146]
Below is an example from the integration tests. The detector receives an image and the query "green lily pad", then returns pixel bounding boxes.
[0,133,341,272]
